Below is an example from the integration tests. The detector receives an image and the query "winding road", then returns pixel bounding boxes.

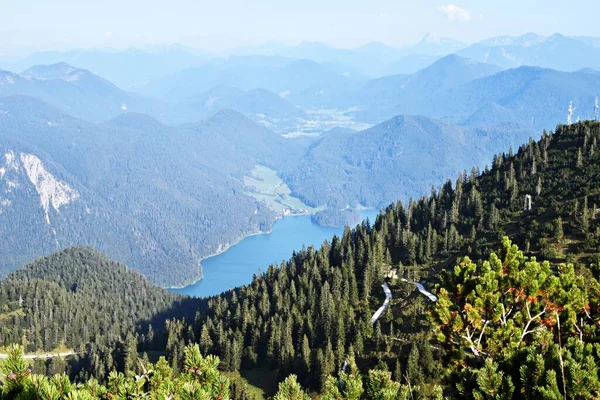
[408,280,438,302]
[341,278,439,373]
[370,283,392,325]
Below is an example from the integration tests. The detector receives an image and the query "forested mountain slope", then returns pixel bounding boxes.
[280,115,535,208]
[160,120,600,396]
[0,92,542,287]
[0,247,196,380]
[1,120,599,399]
[0,96,286,286]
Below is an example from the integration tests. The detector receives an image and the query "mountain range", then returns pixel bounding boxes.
[2,54,587,136]
[1,32,600,287]
[4,32,600,88]
[0,62,310,127]
[3,45,207,89]
[341,55,600,131]
[0,63,163,122]
[0,96,289,286]
[458,33,600,71]
[0,92,536,286]
[138,58,367,106]
[280,115,534,209]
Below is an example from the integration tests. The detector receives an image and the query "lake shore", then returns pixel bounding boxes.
[163,226,273,290]
[167,206,376,297]
[165,209,316,289]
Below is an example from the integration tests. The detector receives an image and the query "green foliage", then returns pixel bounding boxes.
[0,343,231,399]
[430,237,600,398]
[471,359,514,400]
[322,357,364,400]
[273,375,311,400]
[0,247,196,382]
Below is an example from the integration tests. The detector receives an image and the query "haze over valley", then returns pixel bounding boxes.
[2,30,600,287]
[2,1,600,397]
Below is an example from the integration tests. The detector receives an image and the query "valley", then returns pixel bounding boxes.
[243,164,324,216]
[1,15,600,399]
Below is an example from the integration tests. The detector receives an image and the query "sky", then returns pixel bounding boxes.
[1,0,600,56]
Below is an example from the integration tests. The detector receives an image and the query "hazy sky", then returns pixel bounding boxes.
[2,0,600,55]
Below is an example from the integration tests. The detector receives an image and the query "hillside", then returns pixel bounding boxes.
[184,85,307,120]
[0,63,164,122]
[1,120,599,399]
[430,66,600,128]
[160,120,600,396]
[344,55,502,116]
[138,59,366,105]
[0,96,285,286]
[345,63,600,132]
[385,54,502,94]
[280,115,535,208]
[0,246,194,379]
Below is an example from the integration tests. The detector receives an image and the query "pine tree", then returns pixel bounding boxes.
[274,375,311,400]
[123,332,138,374]
[315,348,327,391]
[582,196,590,233]
[554,217,564,240]
[393,359,402,383]
[199,325,213,355]
[471,359,514,400]
[406,342,423,386]
[302,334,311,374]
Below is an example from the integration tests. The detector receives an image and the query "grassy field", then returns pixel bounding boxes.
[244,165,325,214]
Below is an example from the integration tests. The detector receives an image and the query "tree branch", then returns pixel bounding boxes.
[519,303,547,344]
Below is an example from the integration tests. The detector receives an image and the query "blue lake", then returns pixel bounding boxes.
[171,209,380,297]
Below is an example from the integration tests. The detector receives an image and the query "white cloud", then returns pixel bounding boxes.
[437,4,471,22]
[104,31,113,38]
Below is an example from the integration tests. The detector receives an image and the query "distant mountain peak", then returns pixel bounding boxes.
[21,62,88,82]
[420,32,442,44]
[516,32,548,47]
[478,32,547,48]
[436,53,463,62]
[358,41,395,51]
[413,33,466,55]
[0,70,19,86]
[207,108,253,124]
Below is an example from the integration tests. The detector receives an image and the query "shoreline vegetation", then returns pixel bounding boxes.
[167,206,374,291]
[166,208,320,291]
[311,208,362,227]
[167,164,374,291]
